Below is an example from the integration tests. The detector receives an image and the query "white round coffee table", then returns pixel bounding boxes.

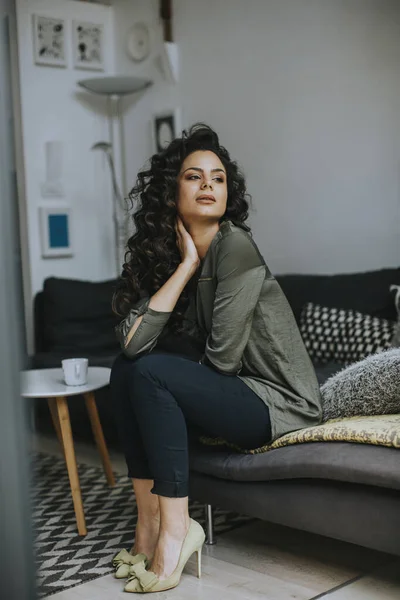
[21,366,115,536]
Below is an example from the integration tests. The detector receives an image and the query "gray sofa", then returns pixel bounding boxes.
[32,268,400,556]
[189,268,400,557]
[189,436,400,556]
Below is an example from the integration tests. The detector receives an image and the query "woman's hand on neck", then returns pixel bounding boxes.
[182,219,221,260]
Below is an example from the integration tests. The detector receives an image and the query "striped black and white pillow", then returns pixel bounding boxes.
[300,302,396,365]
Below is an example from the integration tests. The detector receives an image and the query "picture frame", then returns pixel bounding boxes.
[32,14,67,68]
[151,108,182,154]
[39,206,73,258]
[72,20,104,71]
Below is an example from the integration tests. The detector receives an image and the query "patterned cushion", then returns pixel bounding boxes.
[200,414,400,453]
[299,302,396,364]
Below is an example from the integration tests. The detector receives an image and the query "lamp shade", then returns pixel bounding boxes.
[77,75,152,96]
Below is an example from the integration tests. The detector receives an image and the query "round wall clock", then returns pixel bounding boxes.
[126,22,150,63]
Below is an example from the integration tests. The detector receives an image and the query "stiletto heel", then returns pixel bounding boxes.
[196,547,202,579]
[124,518,206,593]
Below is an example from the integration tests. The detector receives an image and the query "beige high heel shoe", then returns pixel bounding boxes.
[112,549,148,579]
[124,518,205,593]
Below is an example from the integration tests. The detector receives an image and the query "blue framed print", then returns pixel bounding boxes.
[40,205,73,257]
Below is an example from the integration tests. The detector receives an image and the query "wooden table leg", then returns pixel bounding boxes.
[55,396,87,536]
[47,398,66,460]
[84,391,115,487]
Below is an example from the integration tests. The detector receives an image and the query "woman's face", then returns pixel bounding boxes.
[176,150,228,223]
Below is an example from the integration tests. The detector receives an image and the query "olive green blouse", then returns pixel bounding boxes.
[115,220,322,441]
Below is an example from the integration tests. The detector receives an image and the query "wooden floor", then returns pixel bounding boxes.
[33,433,400,600]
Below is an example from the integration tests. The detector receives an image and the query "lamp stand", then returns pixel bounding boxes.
[77,76,153,277]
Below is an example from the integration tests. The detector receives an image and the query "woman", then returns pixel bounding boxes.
[110,123,322,593]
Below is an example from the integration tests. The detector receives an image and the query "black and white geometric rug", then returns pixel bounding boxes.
[32,452,253,598]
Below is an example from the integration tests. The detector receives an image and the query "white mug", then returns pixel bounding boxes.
[62,358,88,386]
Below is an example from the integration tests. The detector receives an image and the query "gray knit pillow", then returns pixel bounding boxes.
[320,348,400,421]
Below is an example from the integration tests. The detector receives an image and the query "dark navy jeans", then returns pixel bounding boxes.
[110,351,272,497]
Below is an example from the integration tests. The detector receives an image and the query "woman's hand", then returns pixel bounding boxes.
[175,216,200,270]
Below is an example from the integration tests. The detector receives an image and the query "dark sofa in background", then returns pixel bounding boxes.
[32,277,121,443]
[31,267,400,555]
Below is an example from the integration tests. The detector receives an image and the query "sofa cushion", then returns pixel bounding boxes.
[300,302,395,365]
[314,362,343,385]
[189,440,400,490]
[42,277,120,354]
[390,285,400,347]
[275,267,400,323]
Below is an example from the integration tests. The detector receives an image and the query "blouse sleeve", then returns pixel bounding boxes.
[200,231,266,375]
[115,294,172,359]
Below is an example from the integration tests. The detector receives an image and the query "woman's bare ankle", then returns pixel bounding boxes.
[160,514,190,540]
[131,515,160,558]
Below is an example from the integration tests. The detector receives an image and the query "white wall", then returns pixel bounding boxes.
[114,0,400,274]
[112,0,179,215]
[16,0,116,301]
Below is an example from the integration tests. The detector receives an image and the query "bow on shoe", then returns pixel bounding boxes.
[125,561,159,593]
[112,549,133,569]
[112,550,148,579]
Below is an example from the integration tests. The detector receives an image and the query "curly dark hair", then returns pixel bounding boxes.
[112,122,252,335]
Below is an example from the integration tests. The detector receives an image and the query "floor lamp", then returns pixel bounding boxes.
[77,76,152,275]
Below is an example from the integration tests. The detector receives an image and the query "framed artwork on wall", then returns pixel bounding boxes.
[151,108,182,154]
[39,206,73,258]
[32,14,67,67]
[72,20,104,71]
